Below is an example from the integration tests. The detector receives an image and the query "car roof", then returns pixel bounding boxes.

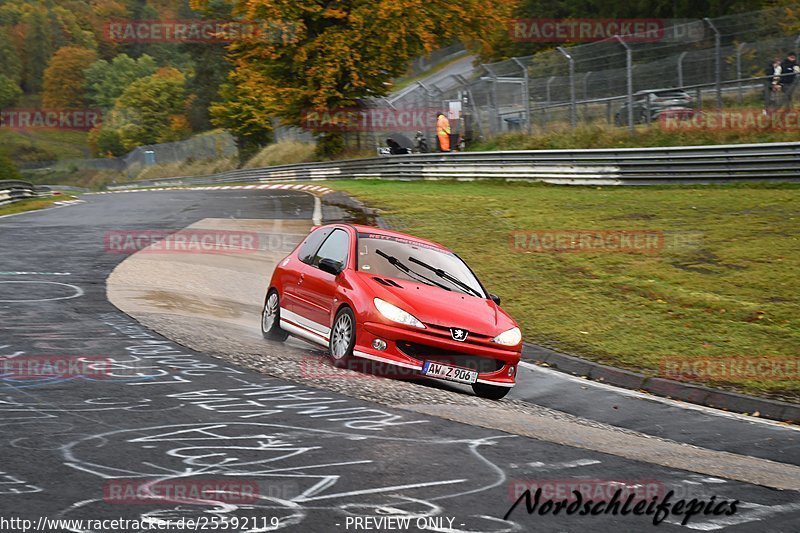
[338,223,450,252]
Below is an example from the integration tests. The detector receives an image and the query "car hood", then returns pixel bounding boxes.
[355,272,517,337]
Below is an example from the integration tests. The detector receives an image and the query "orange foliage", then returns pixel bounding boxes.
[42,46,98,109]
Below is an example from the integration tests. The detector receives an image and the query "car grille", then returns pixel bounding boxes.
[396,341,505,373]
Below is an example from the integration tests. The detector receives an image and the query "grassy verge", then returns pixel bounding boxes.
[471,123,800,151]
[324,179,800,402]
[0,129,90,162]
[0,195,77,217]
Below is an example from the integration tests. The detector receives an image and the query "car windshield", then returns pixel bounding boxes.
[356,231,486,298]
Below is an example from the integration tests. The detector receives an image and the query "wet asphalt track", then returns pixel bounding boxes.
[0,189,798,532]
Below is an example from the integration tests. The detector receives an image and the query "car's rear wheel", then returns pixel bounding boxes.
[329,307,355,368]
[261,290,288,341]
[472,382,510,400]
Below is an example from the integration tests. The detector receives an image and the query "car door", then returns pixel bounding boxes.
[281,227,333,315]
[293,228,351,338]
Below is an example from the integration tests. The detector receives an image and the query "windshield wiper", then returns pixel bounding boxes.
[375,249,452,292]
[407,256,483,298]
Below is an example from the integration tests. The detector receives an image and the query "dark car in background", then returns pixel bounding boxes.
[614,89,694,125]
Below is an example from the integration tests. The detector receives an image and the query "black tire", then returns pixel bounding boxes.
[261,290,288,341]
[329,306,356,368]
[472,382,510,400]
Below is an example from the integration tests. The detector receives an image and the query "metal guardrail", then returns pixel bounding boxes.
[0,180,40,206]
[109,141,800,189]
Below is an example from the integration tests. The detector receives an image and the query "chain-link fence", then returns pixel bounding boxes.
[27,131,238,178]
[382,6,800,140]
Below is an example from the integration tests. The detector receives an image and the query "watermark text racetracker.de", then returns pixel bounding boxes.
[302,107,439,132]
[509,230,704,255]
[0,109,101,131]
[0,355,112,379]
[661,357,800,382]
[510,18,664,42]
[104,19,298,44]
[103,230,297,255]
[0,516,282,531]
[661,108,800,131]
[104,479,260,504]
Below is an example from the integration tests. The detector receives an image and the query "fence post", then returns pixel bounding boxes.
[614,36,635,134]
[556,47,577,128]
[453,73,484,142]
[482,64,501,135]
[582,72,593,119]
[677,51,688,88]
[736,42,746,104]
[704,18,722,111]
[546,76,555,105]
[545,76,556,127]
[417,81,432,115]
[512,57,532,133]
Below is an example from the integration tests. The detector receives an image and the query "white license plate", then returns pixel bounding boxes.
[422,361,478,384]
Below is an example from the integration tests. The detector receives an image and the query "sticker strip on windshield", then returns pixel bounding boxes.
[357,232,454,255]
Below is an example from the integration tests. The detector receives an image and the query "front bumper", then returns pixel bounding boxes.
[355,321,519,387]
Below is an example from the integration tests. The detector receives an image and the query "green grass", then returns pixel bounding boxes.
[0,129,91,162]
[471,123,800,151]
[243,141,317,169]
[324,179,800,402]
[0,195,76,217]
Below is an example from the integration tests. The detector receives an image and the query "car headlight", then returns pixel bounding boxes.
[374,298,425,329]
[492,327,521,346]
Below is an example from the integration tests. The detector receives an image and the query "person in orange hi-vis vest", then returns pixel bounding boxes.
[436,112,451,152]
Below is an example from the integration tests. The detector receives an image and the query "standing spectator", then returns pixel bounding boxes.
[779,52,799,109]
[764,57,782,114]
[436,112,451,152]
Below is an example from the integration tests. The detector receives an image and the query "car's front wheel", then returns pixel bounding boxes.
[261,290,288,341]
[329,306,356,368]
[472,382,510,400]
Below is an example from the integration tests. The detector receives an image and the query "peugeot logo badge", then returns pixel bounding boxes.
[450,328,469,342]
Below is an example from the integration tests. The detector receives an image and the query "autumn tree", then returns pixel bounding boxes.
[195,0,514,157]
[0,30,22,85]
[42,46,98,109]
[0,75,22,109]
[85,54,158,109]
[21,7,53,93]
[102,67,191,151]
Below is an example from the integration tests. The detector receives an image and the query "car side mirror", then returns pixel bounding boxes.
[318,258,343,276]
[489,293,501,305]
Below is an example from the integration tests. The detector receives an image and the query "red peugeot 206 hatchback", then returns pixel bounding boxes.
[261,224,522,399]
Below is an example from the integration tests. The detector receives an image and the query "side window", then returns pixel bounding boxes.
[312,229,350,270]
[297,228,332,265]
